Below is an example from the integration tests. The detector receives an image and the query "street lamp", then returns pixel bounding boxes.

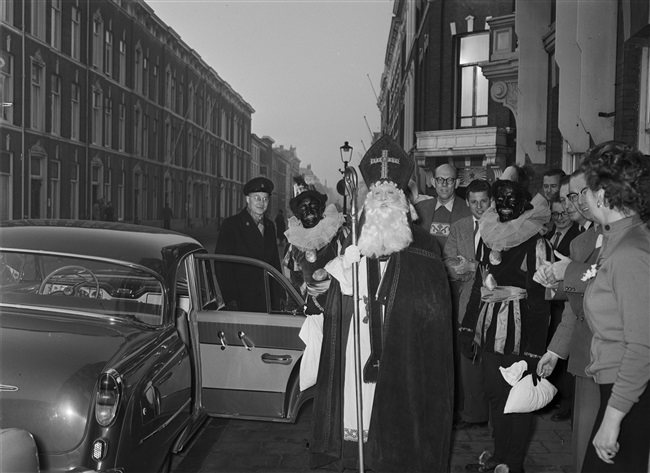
[339,141,353,215]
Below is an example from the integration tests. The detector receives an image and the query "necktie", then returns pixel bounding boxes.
[258,221,265,235]
[474,220,479,237]
[552,231,561,250]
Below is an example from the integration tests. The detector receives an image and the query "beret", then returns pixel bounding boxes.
[243,177,274,195]
[289,189,327,214]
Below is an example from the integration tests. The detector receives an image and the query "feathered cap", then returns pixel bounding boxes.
[359,134,414,191]
[289,175,327,214]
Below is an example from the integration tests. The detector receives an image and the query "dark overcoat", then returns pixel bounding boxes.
[214,209,281,312]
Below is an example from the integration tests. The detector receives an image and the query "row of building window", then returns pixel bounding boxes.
[2,1,248,149]
[2,53,250,180]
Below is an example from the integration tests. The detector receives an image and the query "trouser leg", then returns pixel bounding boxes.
[572,376,599,473]
[482,352,532,473]
[582,383,650,473]
[460,354,489,423]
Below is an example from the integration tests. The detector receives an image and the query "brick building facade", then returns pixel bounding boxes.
[379,0,650,194]
[0,0,304,229]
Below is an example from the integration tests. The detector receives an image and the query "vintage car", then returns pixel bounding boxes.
[0,428,40,472]
[0,220,310,472]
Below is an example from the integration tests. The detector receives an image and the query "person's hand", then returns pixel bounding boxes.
[343,245,361,268]
[451,255,475,275]
[536,351,559,378]
[533,261,558,288]
[342,245,361,268]
[550,251,572,281]
[458,329,477,360]
[524,356,541,386]
[592,406,624,464]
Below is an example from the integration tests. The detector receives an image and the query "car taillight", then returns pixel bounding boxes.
[95,371,122,427]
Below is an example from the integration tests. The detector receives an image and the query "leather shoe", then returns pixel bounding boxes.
[551,409,571,422]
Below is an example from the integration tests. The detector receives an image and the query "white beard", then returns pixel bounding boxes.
[357,190,413,258]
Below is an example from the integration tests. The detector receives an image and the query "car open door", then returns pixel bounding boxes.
[190,254,307,421]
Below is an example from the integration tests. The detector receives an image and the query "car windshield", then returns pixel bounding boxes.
[0,251,165,325]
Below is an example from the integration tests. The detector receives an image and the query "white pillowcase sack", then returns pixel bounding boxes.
[298,313,324,391]
[500,360,558,414]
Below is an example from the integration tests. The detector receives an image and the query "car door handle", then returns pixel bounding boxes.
[238,331,254,351]
[261,353,292,365]
[218,331,227,350]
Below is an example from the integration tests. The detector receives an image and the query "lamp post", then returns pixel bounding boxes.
[339,141,353,215]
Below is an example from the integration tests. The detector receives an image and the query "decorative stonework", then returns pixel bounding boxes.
[491,80,520,119]
[29,141,46,156]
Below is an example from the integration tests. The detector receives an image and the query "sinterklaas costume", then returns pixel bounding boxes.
[309,135,454,472]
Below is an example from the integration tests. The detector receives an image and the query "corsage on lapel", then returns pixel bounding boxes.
[581,264,599,282]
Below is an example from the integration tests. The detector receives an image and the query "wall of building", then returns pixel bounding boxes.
[0,0,272,231]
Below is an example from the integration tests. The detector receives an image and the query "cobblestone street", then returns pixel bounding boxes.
[172,400,573,473]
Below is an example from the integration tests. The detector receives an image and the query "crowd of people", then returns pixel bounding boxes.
[213,138,649,473]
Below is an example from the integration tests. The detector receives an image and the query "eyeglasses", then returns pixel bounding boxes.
[250,195,269,203]
[551,211,568,219]
[566,186,589,203]
[434,177,457,186]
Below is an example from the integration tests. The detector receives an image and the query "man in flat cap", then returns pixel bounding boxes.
[310,135,454,472]
[214,176,282,312]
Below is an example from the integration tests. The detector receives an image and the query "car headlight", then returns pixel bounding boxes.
[95,371,122,427]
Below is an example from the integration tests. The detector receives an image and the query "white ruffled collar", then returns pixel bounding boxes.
[285,204,345,252]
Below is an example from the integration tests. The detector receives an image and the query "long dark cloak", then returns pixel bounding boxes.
[310,225,454,472]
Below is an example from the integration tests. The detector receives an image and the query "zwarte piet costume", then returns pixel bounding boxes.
[460,191,552,473]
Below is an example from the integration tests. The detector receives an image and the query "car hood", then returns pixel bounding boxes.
[0,310,137,453]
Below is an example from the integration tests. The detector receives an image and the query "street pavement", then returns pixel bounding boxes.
[178,228,573,473]
[171,401,573,473]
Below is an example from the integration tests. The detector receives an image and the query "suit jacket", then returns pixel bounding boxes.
[214,209,281,312]
[415,196,472,248]
[547,225,600,376]
[547,222,581,257]
[443,216,477,323]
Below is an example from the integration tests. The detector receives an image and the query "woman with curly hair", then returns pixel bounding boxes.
[579,141,650,473]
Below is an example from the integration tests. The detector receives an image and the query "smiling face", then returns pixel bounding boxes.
[568,173,593,222]
[543,175,561,201]
[467,191,491,220]
[432,164,459,204]
[551,201,572,230]
[246,192,270,219]
[559,182,575,220]
[584,187,606,225]
[494,182,528,222]
[296,196,324,229]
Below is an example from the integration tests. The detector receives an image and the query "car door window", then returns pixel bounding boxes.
[268,270,301,314]
[191,258,224,311]
[214,260,265,312]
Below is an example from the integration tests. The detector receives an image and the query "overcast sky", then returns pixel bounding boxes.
[148,0,394,189]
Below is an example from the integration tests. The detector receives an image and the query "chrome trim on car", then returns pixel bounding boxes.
[0,303,154,325]
[139,398,192,444]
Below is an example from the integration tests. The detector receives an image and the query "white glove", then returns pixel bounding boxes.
[342,245,361,268]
